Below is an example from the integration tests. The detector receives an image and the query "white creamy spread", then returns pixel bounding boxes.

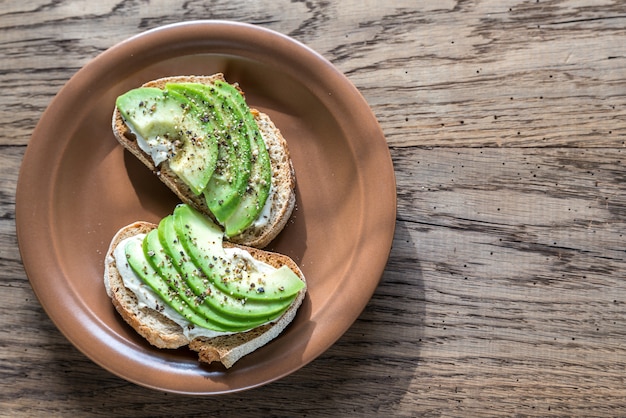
[113,234,275,339]
[222,246,276,277]
[128,123,173,166]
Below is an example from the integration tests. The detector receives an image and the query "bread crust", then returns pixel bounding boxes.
[104,221,306,368]
[112,74,296,248]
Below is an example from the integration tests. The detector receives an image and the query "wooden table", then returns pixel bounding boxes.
[2,1,626,415]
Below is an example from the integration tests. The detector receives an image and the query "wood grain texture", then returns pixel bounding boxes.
[2,0,626,416]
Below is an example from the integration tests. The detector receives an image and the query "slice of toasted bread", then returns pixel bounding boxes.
[112,74,296,248]
[104,221,306,368]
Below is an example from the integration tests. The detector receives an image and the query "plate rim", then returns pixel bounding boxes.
[15,20,397,394]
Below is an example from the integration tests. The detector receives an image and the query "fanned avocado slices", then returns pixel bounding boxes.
[166,82,272,236]
[123,204,304,332]
[115,87,218,196]
[165,83,252,226]
[211,80,272,237]
[116,80,273,237]
[125,236,231,331]
[173,204,304,302]
[157,214,294,324]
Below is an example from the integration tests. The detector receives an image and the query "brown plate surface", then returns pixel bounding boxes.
[16,21,396,395]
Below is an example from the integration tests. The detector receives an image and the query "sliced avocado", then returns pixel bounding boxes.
[146,225,274,330]
[173,204,305,302]
[165,83,252,225]
[211,80,273,237]
[124,235,230,331]
[157,215,292,324]
[116,87,218,195]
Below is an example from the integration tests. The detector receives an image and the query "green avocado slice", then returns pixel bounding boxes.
[211,80,273,237]
[124,235,231,331]
[173,204,305,302]
[116,87,218,195]
[142,229,252,331]
[157,215,294,324]
[165,83,252,225]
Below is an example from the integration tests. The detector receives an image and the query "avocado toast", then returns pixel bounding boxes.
[112,74,296,248]
[106,76,305,368]
[105,204,306,368]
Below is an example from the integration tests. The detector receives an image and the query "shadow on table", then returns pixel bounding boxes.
[246,218,426,412]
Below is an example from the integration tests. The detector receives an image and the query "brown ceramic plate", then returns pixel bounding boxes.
[16,21,396,394]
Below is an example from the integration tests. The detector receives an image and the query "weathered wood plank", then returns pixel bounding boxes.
[3,0,626,416]
[3,1,625,147]
[3,146,626,415]
[388,146,626,415]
